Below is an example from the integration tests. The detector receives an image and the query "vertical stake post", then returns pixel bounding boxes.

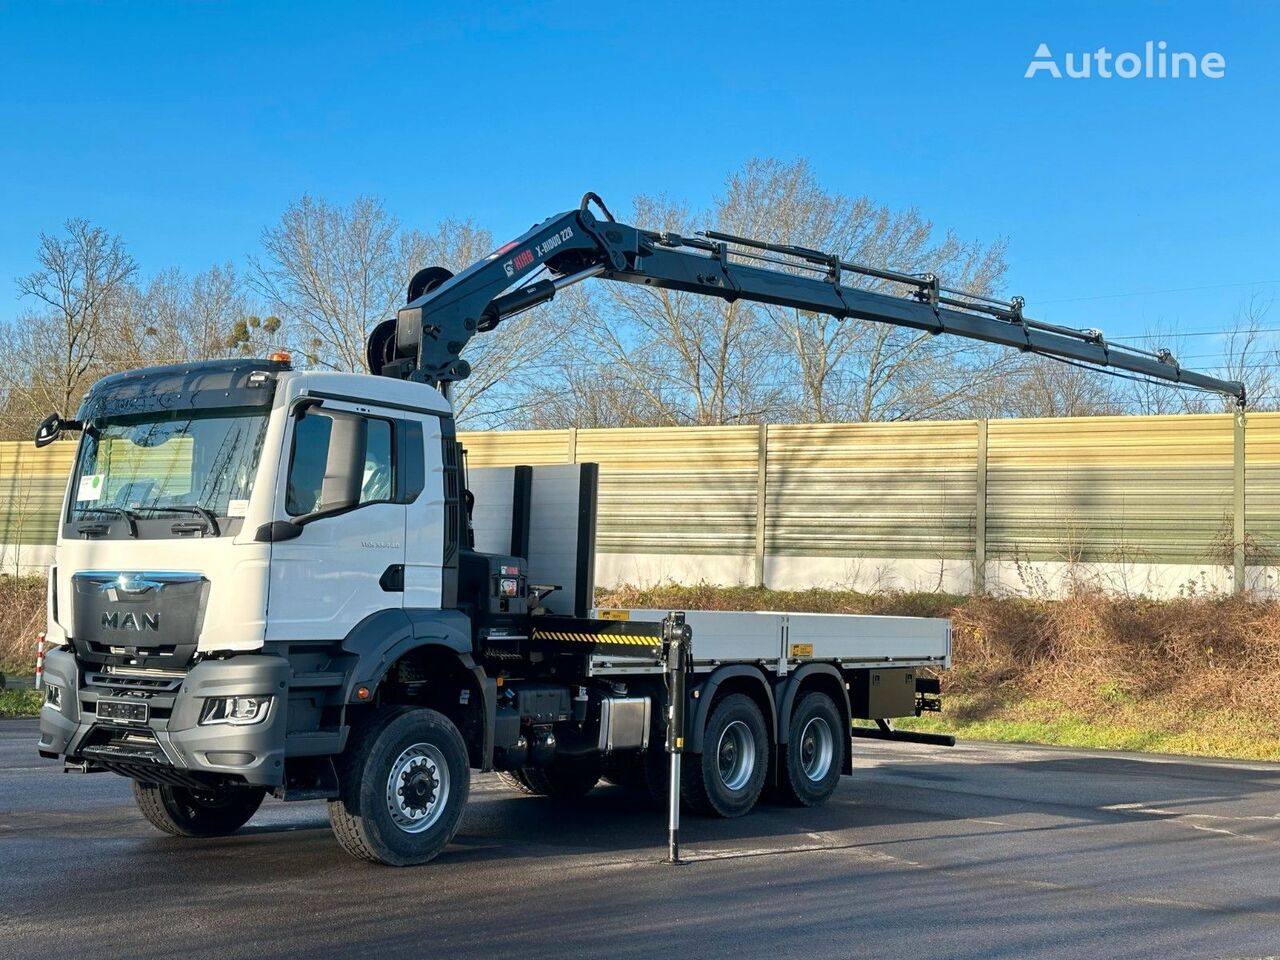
[755,424,768,588]
[1234,407,1247,594]
[974,418,988,595]
[662,611,691,865]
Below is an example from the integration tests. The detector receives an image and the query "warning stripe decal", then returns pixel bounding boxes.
[533,630,657,647]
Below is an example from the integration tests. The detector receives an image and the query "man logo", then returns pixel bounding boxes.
[102,611,160,632]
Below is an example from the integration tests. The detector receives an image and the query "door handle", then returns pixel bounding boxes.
[379,564,405,592]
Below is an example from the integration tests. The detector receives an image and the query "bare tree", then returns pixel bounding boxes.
[1111,295,1277,415]
[1115,322,1205,415]
[111,263,271,367]
[725,159,1010,422]
[1218,291,1277,411]
[523,360,680,429]
[992,357,1126,418]
[7,219,137,422]
[252,196,428,371]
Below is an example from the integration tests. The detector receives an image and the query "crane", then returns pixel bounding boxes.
[366,193,1246,408]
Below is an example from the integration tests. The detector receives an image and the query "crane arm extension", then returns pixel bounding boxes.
[381,196,1246,406]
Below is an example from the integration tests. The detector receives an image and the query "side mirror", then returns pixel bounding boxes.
[33,413,82,448]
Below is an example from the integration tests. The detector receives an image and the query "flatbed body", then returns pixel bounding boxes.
[586,608,951,676]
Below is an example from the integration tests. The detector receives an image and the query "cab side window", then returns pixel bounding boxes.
[286,410,396,518]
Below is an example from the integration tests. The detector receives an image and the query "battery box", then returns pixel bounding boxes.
[850,667,917,720]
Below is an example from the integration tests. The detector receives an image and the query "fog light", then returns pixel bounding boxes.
[43,684,61,709]
[200,695,272,726]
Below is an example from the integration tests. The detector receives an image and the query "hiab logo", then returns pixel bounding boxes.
[1025,41,1226,79]
[503,248,535,277]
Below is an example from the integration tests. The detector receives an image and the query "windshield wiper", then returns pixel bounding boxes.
[77,506,139,538]
[139,504,222,536]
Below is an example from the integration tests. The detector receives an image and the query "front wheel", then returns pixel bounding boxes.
[328,707,470,866]
[132,780,265,837]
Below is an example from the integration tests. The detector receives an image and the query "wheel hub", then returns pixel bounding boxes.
[798,716,834,782]
[386,742,451,834]
[398,758,439,814]
[716,720,756,792]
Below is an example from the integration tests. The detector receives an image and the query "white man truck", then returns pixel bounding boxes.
[34,195,1245,866]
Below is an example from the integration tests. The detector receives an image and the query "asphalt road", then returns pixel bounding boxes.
[2,719,1279,960]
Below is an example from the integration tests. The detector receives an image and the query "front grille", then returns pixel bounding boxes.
[82,667,183,723]
[69,571,208,669]
[76,639,195,669]
[85,668,184,692]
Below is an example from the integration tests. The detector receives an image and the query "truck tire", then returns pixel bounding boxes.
[132,780,265,838]
[328,706,470,866]
[776,691,844,807]
[629,747,670,809]
[495,770,539,795]
[602,753,647,790]
[501,757,601,798]
[681,693,768,818]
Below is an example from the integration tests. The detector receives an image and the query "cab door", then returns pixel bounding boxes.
[265,398,407,642]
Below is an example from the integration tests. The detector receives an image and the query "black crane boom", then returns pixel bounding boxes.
[367,194,1246,407]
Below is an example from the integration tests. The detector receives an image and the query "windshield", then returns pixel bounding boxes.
[67,408,269,528]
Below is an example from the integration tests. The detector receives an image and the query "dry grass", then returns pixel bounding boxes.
[600,583,1280,760]
[0,576,46,676]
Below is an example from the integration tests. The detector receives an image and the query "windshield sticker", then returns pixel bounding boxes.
[227,499,249,518]
[76,474,104,502]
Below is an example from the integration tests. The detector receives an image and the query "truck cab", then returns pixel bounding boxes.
[38,358,484,853]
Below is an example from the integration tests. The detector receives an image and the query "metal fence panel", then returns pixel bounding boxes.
[0,441,76,546]
[458,429,572,466]
[987,414,1235,563]
[0,409,1267,591]
[576,426,759,556]
[765,422,978,559]
[1245,412,1280,563]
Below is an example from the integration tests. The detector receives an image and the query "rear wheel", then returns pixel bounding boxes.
[601,753,647,790]
[495,769,539,795]
[777,691,844,807]
[132,780,265,838]
[328,706,470,866]
[499,757,601,798]
[682,693,769,818]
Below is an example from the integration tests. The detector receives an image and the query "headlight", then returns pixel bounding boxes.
[199,695,272,726]
[43,684,62,710]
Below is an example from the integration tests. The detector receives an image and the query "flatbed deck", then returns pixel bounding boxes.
[586,608,951,676]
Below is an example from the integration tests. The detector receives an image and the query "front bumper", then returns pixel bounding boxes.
[38,647,289,787]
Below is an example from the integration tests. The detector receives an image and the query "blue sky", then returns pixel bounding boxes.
[1,0,1276,364]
